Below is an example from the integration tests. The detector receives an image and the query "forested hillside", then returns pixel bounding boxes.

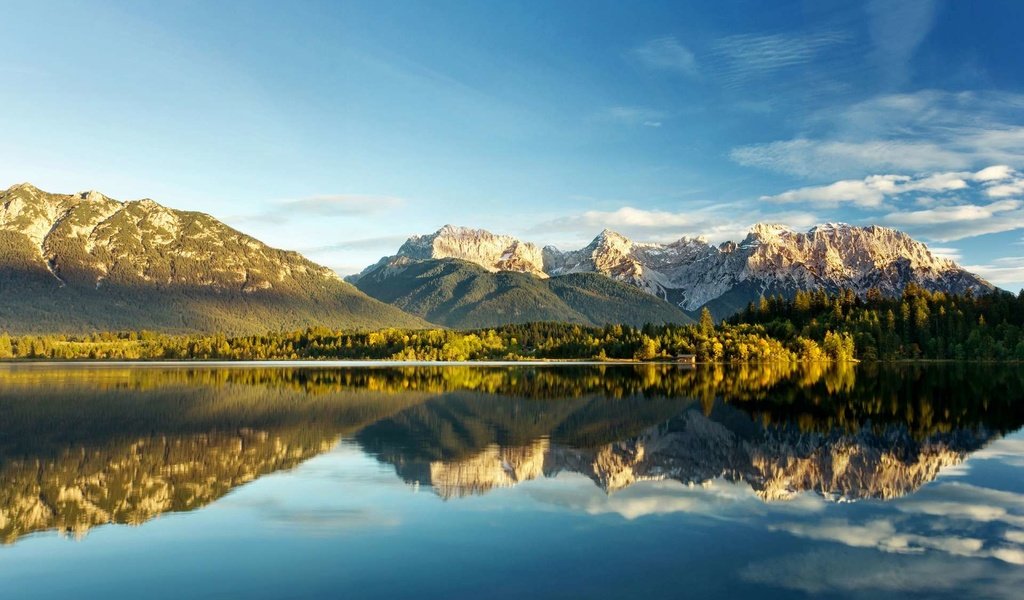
[352,258,693,328]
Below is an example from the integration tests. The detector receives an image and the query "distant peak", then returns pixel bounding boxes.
[79,190,113,203]
[595,228,629,243]
[674,234,708,246]
[748,223,794,238]
[436,224,490,237]
[6,182,41,193]
[808,222,853,233]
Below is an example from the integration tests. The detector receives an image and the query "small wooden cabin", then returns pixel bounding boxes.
[675,354,696,365]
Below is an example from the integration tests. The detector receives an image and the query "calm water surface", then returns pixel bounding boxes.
[1,363,1022,599]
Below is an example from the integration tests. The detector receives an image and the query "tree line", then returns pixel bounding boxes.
[732,284,1024,361]
[0,287,1020,362]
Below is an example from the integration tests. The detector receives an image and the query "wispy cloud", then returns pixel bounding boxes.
[298,235,409,254]
[768,481,1024,566]
[928,246,962,262]
[760,165,1024,242]
[883,199,1023,228]
[278,194,405,216]
[732,91,1024,177]
[236,194,406,224]
[732,139,968,177]
[600,106,668,128]
[742,549,1024,598]
[711,31,849,86]
[963,257,1024,289]
[867,0,937,85]
[762,167,1007,208]
[629,37,698,76]
[528,204,819,248]
[881,199,1024,242]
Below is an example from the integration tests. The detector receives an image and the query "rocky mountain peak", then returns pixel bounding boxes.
[359,221,992,316]
[588,229,632,252]
[744,223,795,244]
[79,190,113,203]
[380,224,547,278]
[7,182,41,193]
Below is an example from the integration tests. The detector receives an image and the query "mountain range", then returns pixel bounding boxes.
[0,182,995,333]
[352,223,993,319]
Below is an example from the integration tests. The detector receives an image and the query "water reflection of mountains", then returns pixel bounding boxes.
[1,363,1021,543]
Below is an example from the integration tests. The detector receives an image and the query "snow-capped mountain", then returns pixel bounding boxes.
[359,223,992,315]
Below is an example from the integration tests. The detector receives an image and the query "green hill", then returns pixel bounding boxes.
[352,258,693,328]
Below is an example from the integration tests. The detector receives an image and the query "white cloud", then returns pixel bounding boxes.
[885,200,1022,225]
[928,247,962,262]
[766,175,902,208]
[629,37,698,76]
[986,180,1024,198]
[732,91,1024,177]
[975,165,1016,182]
[972,165,1024,198]
[883,200,1024,242]
[581,206,695,228]
[760,165,1024,242]
[963,257,1024,289]
[528,205,820,248]
[764,170,974,208]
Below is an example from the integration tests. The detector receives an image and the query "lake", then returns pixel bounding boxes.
[1,362,1022,599]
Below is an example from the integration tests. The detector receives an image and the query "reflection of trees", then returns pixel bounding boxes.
[0,363,1022,542]
[0,372,432,543]
[730,362,1024,439]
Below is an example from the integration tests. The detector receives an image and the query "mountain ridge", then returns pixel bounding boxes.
[356,222,993,317]
[0,183,430,333]
[351,257,694,328]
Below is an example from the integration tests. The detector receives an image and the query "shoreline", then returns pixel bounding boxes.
[0,359,658,368]
[0,358,1018,368]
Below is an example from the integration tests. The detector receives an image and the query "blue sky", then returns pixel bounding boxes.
[3,0,1024,289]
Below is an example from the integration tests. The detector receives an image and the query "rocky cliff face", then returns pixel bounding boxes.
[352,224,547,281]
[390,407,989,502]
[359,223,992,315]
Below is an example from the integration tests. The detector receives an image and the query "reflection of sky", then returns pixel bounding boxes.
[1,433,1022,599]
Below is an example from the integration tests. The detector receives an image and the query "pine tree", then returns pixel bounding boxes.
[698,307,714,333]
